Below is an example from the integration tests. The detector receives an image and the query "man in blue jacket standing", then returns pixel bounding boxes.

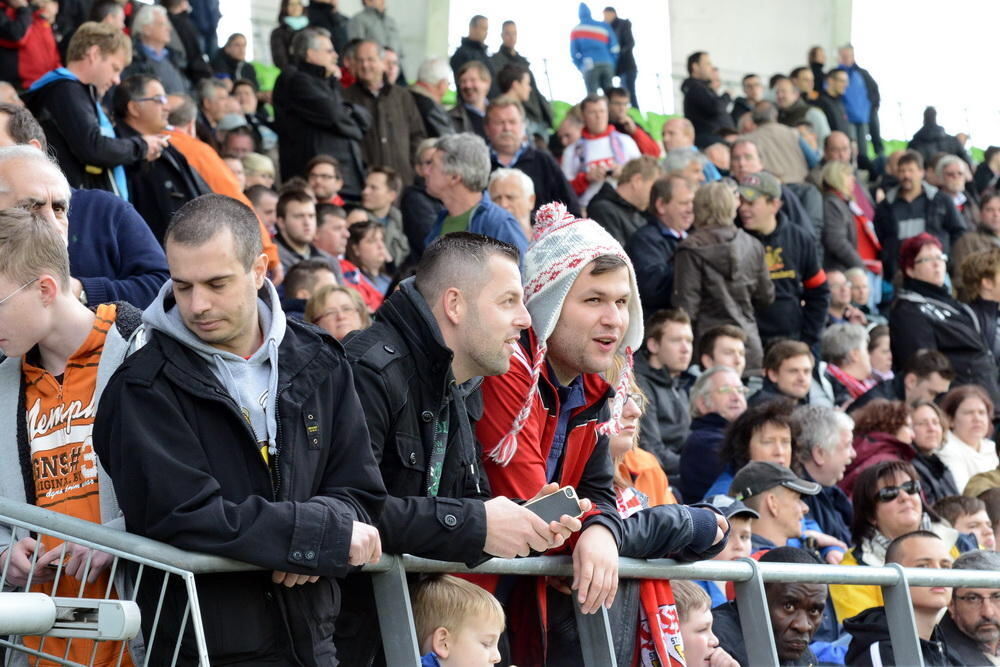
[570,2,618,95]
[837,44,880,165]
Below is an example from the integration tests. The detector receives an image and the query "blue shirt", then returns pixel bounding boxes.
[546,366,586,482]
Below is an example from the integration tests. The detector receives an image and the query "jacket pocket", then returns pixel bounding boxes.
[395,433,426,472]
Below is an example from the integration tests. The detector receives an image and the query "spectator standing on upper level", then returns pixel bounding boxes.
[570,2,618,95]
[774,76,831,148]
[449,14,498,99]
[838,44,881,159]
[682,51,733,149]
[491,20,553,138]
[270,0,307,71]
[908,106,971,167]
[818,68,851,137]
[602,7,637,109]
[730,74,765,128]
[348,0,403,74]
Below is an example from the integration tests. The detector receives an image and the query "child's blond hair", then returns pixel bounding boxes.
[412,575,505,645]
[671,580,711,621]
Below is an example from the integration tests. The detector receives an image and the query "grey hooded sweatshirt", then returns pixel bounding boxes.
[143,279,286,458]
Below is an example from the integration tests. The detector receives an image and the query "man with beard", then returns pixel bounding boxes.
[336,233,584,664]
[711,547,828,665]
[939,550,1000,665]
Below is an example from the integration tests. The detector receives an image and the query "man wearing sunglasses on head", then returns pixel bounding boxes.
[112,74,210,244]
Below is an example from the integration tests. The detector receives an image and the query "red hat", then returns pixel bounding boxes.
[899,233,942,273]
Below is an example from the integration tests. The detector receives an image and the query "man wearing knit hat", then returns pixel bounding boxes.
[476,202,721,664]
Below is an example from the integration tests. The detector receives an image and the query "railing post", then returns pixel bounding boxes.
[734,557,779,665]
[370,555,421,666]
[881,563,924,667]
[572,600,617,667]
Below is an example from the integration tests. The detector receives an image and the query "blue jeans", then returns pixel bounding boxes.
[619,69,638,109]
[583,63,614,95]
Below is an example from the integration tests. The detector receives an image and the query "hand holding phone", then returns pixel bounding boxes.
[523,486,585,524]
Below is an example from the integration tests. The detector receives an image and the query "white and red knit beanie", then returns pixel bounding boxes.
[489,202,644,466]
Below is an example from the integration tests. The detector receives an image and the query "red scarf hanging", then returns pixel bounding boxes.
[827,363,877,399]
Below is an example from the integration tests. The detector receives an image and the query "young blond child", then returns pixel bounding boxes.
[412,574,506,667]
[672,580,739,667]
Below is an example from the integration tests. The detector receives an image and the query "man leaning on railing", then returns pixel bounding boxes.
[93,194,387,666]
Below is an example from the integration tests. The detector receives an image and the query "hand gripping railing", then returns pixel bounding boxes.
[1,497,999,667]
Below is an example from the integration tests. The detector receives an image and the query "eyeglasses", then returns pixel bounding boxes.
[0,278,37,307]
[875,479,921,503]
[626,392,646,411]
[310,172,337,180]
[955,592,1000,606]
[913,254,947,266]
[311,305,359,324]
[715,384,750,396]
[134,94,168,105]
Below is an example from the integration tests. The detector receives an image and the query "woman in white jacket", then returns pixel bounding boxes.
[938,385,998,493]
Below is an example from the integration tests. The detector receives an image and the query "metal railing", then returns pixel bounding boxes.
[2,497,999,667]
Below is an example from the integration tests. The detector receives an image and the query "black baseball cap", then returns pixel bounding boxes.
[705,494,760,520]
[729,461,821,501]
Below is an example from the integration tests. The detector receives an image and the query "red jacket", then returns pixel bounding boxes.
[16,12,58,89]
[838,431,915,499]
[475,329,624,664]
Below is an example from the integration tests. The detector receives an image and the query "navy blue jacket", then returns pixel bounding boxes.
[424,191,527,257]
[800,468,852,546]
[68,188,168,309]
[678,412,729,504]
[627,219,683,318]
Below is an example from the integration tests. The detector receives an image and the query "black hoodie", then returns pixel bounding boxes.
[844,606,961,666]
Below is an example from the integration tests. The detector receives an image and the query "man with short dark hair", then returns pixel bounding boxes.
[845,531,961,666]
[485,96,580,216]
[774,76,831,148]
[873,149,966,279]
[681,51,733,149]
[731,73,764,127]
[490,20,553,138]
[750,340,817,407]
[711,547,827,665]
[602,7,637,108]
[738,172,830,349]
[275,189,328,273]
[697,325,748,378]
[635,308,695,486]
[627,174,695,316]
[273,27,369,199]
[587,155,662,246]
[606,86,660,157]
[94,193,386,665]
[940,550,1000,664]
[314,203,350,261]
[343,39,426,187]
[449,14,497,98]
[850,348,954,413]
[337,233,579,663]
[449,60,491,139]
[281,258,338,320]
[361,165,409,267]
[818,68,851,135]
[306,155,345,205]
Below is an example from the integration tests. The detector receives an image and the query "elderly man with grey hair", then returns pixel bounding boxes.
[678,366,748,502]
[791,404,855,559]
[123,4,190,94]
[936,153,980,229]
[422,132,527,256]
[488,168,535,240]
[821,322,875,408]
[410,57,454,138]
[941,549,1000,664]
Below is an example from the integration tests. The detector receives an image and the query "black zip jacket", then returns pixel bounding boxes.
[889,277,1000,406]
[23,76,147,192]
[845,606,962,666]
[681,76,733,148]
[587,181,646,247]
[490,146,581,217]
[93,312,386,666]
[873,183,967,279]
[746,213,831,346]
[937,611,997,666]
[336,279,492,666]
[633,349,691,484]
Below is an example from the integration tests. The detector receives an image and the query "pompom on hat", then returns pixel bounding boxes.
[488,202,645,466]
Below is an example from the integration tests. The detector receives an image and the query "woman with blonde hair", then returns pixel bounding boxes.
[305,285,371,341]
[603,355,728,666]
[242,152,275,189]
[672,181,774,372]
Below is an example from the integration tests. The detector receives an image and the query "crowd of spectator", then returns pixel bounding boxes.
[2,0,1000,665]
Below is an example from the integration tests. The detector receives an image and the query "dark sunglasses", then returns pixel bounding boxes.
[876,479,921,503]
